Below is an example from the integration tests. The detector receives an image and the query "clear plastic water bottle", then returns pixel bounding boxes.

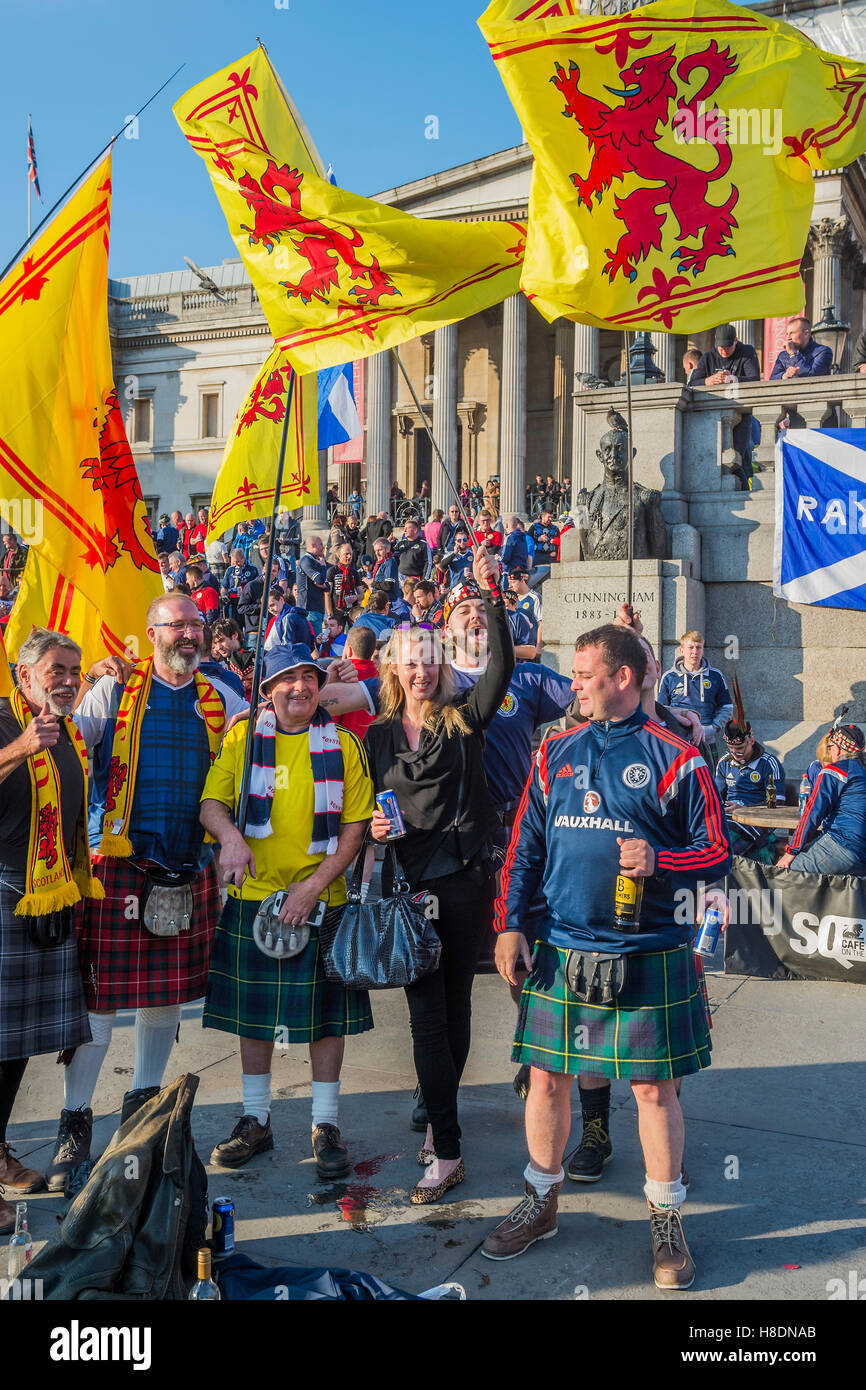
[7,1202,32,1278]
[798,773,810,816]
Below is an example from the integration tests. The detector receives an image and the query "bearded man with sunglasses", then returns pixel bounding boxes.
[41,593,245,1195]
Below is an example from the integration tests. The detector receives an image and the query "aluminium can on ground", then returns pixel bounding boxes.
[212,1197,235,1257]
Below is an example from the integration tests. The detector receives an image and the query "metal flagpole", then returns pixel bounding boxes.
[27,115,31,241]
[235,367,297,834]
[623,330,635,612]
[2,66,185,283]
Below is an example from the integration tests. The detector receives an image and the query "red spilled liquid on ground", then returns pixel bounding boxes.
[352,1152,404,1178]
[337,1183,377,1222]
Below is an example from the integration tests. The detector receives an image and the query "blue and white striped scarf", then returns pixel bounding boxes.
[244,707,344,854]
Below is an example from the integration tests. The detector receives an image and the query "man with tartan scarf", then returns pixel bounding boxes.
[484,625,730,1289]
[43,592,238,1196]
[200,644,374,1178]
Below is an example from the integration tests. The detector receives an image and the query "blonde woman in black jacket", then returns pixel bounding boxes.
[366,544,513,1204]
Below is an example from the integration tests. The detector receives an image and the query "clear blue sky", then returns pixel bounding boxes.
[0,0,529,278]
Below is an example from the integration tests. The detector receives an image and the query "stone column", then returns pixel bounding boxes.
[732,320,757,347]
[553,320,574,482]
[337,459,360,505]
[431,322,458,512]
[650,331,676,382]
[303,449,329,524]
[499,293,527,516]
[572,323,600,493]
[365,350,392,515]
[808,217,848,326]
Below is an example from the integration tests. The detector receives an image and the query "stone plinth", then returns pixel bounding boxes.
[542,559,704,675]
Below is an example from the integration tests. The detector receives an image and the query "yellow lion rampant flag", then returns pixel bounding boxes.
[174,47,526,373]
[0,155,162,667]
[479,0,866,332]
[207,349,318,541]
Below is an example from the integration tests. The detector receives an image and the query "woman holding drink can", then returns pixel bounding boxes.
[365,543,513,1204]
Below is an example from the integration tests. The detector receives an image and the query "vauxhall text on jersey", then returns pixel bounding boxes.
[496,706,731,956]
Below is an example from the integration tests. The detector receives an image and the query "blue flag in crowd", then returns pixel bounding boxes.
[317,363,361,449]
[775,429,866,609]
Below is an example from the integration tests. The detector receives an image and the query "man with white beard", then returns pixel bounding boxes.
[0,630,99,1223]
[42,593,237,1195]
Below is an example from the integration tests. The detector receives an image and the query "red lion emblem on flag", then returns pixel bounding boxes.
[238,161,400,308]
[238,363,289,432]
[80,391,160,575]
[553,39,739,284]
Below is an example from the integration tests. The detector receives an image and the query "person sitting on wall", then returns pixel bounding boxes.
[769,316,832,380]
[778,724,866,876]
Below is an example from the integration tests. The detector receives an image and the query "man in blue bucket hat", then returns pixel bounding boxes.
[199,645,374,1178]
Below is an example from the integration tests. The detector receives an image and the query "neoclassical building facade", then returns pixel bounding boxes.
[108,0,866,524]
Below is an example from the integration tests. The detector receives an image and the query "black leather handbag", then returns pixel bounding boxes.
[320,836,441,991]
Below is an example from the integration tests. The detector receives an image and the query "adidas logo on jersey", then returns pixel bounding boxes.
[556,763,573,779]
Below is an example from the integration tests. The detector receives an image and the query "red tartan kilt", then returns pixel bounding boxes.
[77,855,221,1010]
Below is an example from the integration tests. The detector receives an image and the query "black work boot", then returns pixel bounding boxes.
[566,1087,613,1183]
[45,1106,93,1192]
[120,1085,160,1126]
[410,1084,428,1133]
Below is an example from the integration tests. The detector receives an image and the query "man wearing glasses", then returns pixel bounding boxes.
[714,718,785,862]
[41,593,244,1195]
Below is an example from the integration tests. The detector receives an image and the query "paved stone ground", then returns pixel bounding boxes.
[8,944,865,1302]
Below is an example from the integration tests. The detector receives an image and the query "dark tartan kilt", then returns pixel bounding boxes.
[203,897,374,1044]
[77,855,221,1010]
[513,941,712,1081]
[0,871,91,1061]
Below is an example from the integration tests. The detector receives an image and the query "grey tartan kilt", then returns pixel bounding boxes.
[0,869,91,1061]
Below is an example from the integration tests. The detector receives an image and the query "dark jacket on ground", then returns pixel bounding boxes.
[365,592,514,886]
[25,1075,207,1300]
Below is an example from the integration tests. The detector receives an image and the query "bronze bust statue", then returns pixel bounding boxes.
[574,412,666,561]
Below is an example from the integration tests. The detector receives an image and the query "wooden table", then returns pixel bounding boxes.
[729,804,800,832]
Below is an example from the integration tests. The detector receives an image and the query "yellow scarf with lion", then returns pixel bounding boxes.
[10,686,104,917]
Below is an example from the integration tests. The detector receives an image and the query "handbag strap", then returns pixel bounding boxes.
[346,827,372,903]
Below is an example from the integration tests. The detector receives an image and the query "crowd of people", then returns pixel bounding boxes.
[1,489,863,1295]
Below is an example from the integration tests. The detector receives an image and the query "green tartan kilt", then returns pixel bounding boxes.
[202,897,374,1044]
[513,941,711,1081]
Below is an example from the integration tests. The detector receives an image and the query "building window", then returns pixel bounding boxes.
[143,497,160,528]
[132,396,152,444]
[201,392,220,438]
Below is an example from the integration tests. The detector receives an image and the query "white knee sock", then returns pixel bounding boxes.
[132,1005,182,1090]
[644,1175,687,1210]
[311,1080,340,1129]
[64,1012,115,1111]
[242,1073,271,1126]
[525,1161,564,1198]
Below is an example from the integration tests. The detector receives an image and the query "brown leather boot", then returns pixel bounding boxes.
[481,1179,561,1260]
[0,1140,46,1194]
[648,1200,695,1290]
[0,1186,16,1235]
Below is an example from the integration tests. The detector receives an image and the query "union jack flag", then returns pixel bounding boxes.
[27,117,41,201]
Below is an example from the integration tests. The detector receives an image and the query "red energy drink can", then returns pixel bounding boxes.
[376,790,406,839]
[212,1197,235,1257]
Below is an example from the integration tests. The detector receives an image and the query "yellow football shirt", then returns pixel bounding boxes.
[201,722,373,904]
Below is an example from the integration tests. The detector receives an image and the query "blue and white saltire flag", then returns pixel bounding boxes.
[317,362,361,449]
[774,429,866,609]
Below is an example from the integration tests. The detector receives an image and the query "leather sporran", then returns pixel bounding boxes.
[139,866,195,938]
[564,950,628,1005]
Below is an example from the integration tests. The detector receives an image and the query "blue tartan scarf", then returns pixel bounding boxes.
[245,707,344,854]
